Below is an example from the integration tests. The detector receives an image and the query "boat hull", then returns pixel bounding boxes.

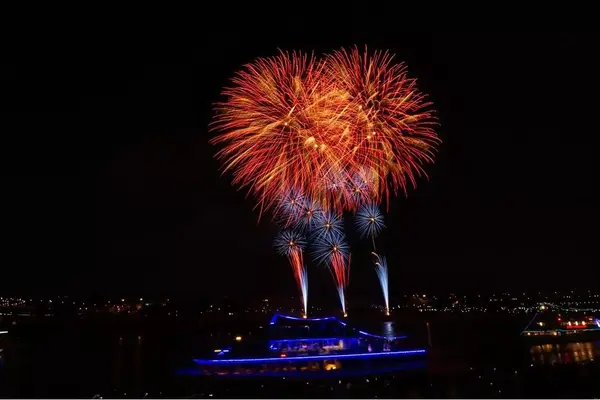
[192,348,427,377]
[522,330,600,344]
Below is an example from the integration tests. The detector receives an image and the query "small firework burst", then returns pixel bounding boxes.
[312,230,350,266]
[312,210,344,241]
[355,203,385,239]
[274,229,306,257]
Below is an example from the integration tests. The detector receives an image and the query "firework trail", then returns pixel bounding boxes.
[211,47,439,217]
[372,252,390,316]
[356,203,390,315]
[313,231,351,316]
[274,230,309,316]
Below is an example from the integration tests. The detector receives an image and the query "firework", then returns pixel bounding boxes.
[372,252,390,316]
[295,198,322,232]
[312,230,350,266]
[324,46,440,209]
[313,230,351,315]
[274,230,309,316]
[355,203,385,250]
[212,47,438,315]
[312,210,344,241]
[211,47,439,217]
[275,188,306,227]
[210,50,348,216]
[347,171,374,206]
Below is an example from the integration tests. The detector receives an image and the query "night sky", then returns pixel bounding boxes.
[3,29,598,301]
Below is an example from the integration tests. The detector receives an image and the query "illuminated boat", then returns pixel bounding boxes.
[521,303,600,343]
[191,314,427,377]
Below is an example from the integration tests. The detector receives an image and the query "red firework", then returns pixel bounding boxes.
[211,47,439,216]
[324,47,440,208]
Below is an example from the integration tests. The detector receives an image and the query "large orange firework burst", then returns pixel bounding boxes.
[210,47,439,217]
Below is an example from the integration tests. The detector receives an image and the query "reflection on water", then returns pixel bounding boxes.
[530,341,599,365]
[1,316,599,397]
[383,321,395,338]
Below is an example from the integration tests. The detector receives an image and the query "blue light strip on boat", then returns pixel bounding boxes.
[269,313,406,340]
[357,330,407,340]
[270,314,337,325]
[193,349,426,364]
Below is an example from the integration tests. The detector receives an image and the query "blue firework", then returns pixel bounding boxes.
[295,198,322,232]
[312,210,344,241]
[355,203,385,239]
[312,230,350,266]
[276,189,306,226]
[273,229,307,257]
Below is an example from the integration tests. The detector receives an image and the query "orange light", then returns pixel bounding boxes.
[235,336,242,342]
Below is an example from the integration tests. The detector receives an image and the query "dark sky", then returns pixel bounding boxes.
[2,28,598,300]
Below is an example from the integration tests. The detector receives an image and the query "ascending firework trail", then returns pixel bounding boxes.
[274,230,309,317]
[355,203,390,315]
[313,230,351,317]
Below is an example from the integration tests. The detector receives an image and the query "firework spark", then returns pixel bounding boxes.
[211,47,439,217]
[274,230,309,316]
[372,252,390,316]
